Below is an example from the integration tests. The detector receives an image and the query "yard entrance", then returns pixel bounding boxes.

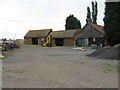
[32,38,38,45]
[55,38,64,46]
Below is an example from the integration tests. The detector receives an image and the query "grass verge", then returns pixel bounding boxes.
[3,69,29,73]
[103,63,120,73]
[0,57,5,60]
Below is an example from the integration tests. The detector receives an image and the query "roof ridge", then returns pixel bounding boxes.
[65,29,81,31]
[29,29,52,32]
[53,29,80,32]
[90,23,105,35]
[53,30,65,32]
[91,23,103,27]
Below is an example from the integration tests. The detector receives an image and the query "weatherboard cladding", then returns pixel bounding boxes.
[76,23,105,38]
[24,29,52,38]
[24,38,32,45]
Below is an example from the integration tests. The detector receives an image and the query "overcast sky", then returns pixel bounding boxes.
[0,0,105,39]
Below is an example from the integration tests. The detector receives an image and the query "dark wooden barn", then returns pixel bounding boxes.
[24,29,52,45]
[51,29,81,46]
[75,23,105,47]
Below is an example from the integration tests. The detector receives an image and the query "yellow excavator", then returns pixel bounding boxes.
[42,35,52,47]
[42,40,49,47]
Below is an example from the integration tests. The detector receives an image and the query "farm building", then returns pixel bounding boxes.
[75,23,105,47]
[16,39,24,45]
[24,29,52,45]
[51,29,81,46]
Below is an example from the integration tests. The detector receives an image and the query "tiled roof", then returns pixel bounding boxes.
[51,29,81,38]
[91,23,105,35]
[24,29,52,38]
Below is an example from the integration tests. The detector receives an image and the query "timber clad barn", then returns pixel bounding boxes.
[51,29,81,46]
[76,23,105,47]
[24,29,52,45]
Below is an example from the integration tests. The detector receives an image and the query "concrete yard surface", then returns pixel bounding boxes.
[2,45,119,88]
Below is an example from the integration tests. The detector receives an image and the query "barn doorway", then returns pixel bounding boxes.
[76,38,89,47]
[32,38,38,45]
[55,38,64,46]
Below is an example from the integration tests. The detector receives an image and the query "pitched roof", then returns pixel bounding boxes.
[82,23,105,35]
[90,23,105,35]
[24,29,52,38]
[51,29,81,38]
[76,23,105,38]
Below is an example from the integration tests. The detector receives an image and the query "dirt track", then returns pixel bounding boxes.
[2,45,119,88]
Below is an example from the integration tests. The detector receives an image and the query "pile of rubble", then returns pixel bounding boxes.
[88,44,119,60]
[0,53,4,58]
[0,40,4,58]
[0,39,21,58]
[1,39,20,52]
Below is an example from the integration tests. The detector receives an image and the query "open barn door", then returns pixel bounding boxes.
[32,38,38,45]
[55,38,64,46]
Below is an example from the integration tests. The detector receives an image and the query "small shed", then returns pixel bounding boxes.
[24,29,52,45]
[51,29,81,46]
[76,23,105,47]
[16,39,24,45]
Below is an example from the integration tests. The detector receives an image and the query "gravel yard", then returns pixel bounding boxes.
[2,45,119,88]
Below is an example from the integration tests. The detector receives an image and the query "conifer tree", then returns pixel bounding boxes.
[86,1,98,24]
[92,1,98,24]
[86,7,92,23]
[65,14,81,30]
[104,2,120,46]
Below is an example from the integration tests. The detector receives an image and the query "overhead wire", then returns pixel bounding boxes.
[0,18,63,24]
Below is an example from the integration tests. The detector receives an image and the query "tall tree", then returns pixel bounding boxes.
[104,2,120,46]
[92,1,98,24]
[86,7,92,23]
[65,14,81,30]
[92,1,95,23]
[94,1,98,24]
[86,1,98,24]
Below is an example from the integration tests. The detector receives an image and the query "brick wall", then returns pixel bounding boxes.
[52,39,56,46]
[24,38,32,45]
[64,39,74,46]
[38,38,42,45]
